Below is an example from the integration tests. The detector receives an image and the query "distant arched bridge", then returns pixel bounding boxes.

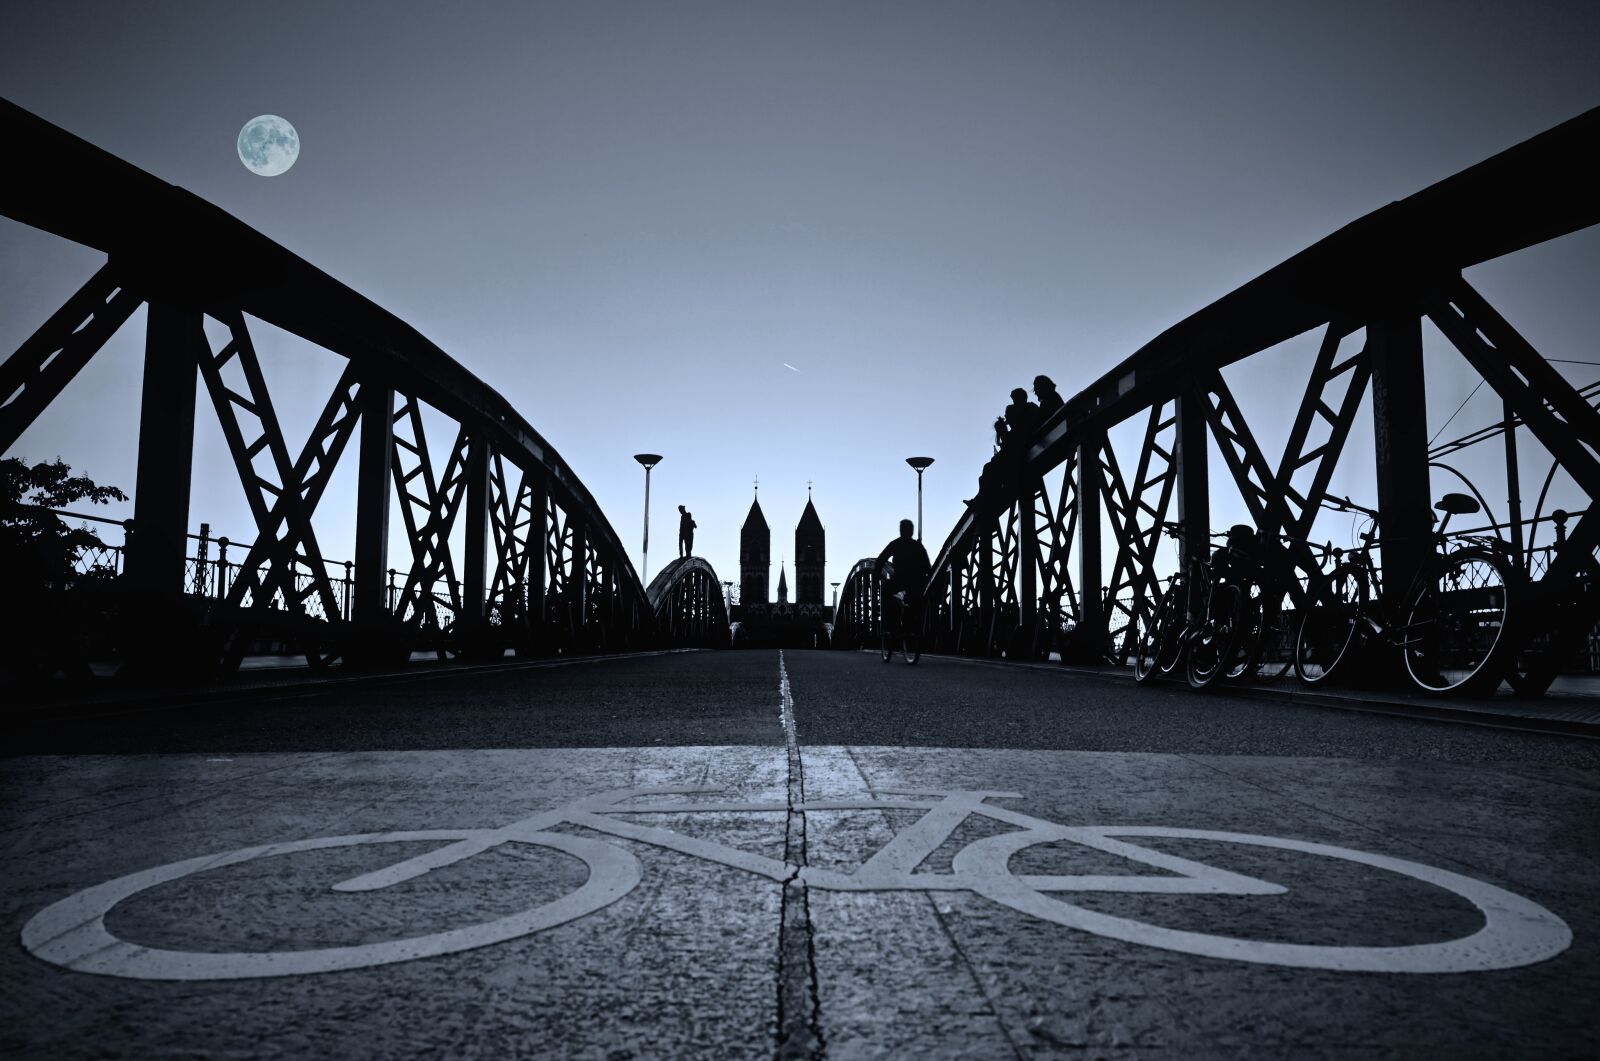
[0,99,728,675]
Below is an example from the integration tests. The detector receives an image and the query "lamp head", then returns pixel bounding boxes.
[905,456,935,472]
[633,453,663,470]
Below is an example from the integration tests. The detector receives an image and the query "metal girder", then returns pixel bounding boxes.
[487,456,539,629]
[1275,325,1372,539]
[1193,367,1344,608]
[1427,278,1600,500]
[1426,277,1600,683]
[1100,402,1178,651]
[0,263,141,453]
[1016,105,1600,478]
[197,312,344,629]
[389,398,470,632]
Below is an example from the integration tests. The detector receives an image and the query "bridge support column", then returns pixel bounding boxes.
[461,436,490,653]
[349,382,393,666]
[124,302,202,674]
[1177,387,1210,620]
[570,521,588,648]
[526,477,548,652]
[1019,488,1039,657]
[127,303,201,598]
[1370,308,1433,609]
[1070,435,1105,663]
[976,527,995,656]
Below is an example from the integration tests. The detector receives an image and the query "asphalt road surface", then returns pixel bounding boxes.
[4,649,1598,1058]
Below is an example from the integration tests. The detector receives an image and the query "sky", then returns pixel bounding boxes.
[2,0,1597,600]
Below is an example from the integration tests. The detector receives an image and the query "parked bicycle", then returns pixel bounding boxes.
[1294,493,1520,695]
[1132,524,1191,684]
[1135,523,1304,689]
[1221,531,1300,685]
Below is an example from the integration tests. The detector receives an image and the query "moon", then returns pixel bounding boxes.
[237,115,299,176]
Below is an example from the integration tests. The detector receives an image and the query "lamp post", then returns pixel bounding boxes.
[906,457,935,542]
[633,453,663,582]
[831,581,840,615]
[722,580,733,614]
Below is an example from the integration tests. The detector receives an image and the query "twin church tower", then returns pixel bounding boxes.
[737,489,827,627]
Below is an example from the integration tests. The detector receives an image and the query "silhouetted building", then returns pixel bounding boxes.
[732,489,831,647]
[740,495,770,608]
[795,496,825,606]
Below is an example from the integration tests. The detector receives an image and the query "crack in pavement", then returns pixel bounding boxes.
[840,745,1027,1061]
[775,650,825,1061]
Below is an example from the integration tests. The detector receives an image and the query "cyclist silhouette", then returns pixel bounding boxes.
[876,519,931,629]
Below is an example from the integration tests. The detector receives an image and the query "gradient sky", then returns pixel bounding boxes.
[3,1,1597,597]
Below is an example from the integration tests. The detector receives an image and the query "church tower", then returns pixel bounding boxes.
[795,493,825,606]
[777,562,789,605]
[740,493,770,609]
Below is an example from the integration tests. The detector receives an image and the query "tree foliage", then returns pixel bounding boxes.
[1,457,128,591]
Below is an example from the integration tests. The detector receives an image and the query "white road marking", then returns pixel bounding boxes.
[20,783,1572,980]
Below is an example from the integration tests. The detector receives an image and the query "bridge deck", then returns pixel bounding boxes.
[5,651,1598,1057]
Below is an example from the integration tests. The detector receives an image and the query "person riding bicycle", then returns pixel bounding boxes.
[875,519,931,632]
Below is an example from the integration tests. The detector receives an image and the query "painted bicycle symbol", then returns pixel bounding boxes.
[23,785,1570,980]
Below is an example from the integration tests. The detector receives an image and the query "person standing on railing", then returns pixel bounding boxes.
[678,505,696,558]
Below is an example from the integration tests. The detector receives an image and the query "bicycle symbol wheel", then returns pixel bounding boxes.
[957,826,1571,973]
[22,829,640,981]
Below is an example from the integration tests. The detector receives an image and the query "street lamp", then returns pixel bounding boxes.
[722,580,733,614]
[905,457,935,541]
[633,453,663,582]
[830,581,840,614]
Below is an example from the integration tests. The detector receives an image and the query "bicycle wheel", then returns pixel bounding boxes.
[901,635,920,664]
[880,633,892,662]
[957,825,1571,973]
[1403,547,1516,696]
[21,829,639,981]
[1133,594,1176,683]
[1188,584,1243,690]
[1295,564,1366,685]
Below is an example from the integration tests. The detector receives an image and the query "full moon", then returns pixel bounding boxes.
[237,115,299,176]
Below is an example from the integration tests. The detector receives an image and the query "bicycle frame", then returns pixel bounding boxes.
[1332,504,1512,651]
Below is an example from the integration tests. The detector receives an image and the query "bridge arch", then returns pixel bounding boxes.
[0,100,697,672]
[917,105,1599,688]
[829,559,883,651]
[645,557,730,648]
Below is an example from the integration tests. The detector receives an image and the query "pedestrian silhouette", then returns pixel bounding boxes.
[678,504,696,557]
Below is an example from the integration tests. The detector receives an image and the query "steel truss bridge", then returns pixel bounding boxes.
[0,99,728,674]
[835,106,1600,696]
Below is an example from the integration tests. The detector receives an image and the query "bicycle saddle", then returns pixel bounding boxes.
[1434,492,1481,516]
